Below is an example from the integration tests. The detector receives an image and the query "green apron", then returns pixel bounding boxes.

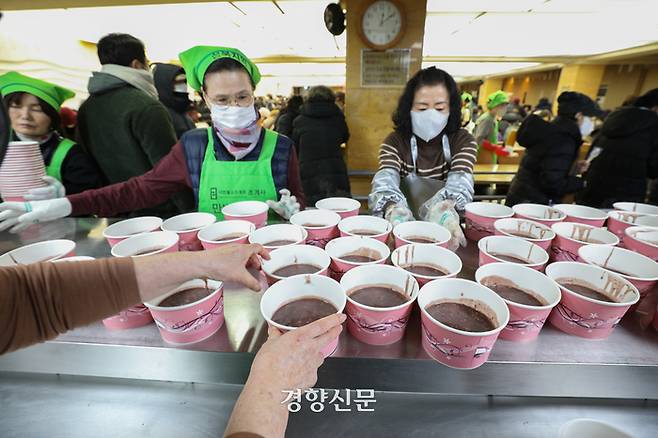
[197,128,278,220]
[45,138,75,182]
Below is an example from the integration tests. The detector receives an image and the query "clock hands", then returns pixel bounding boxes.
[382,12,396,24]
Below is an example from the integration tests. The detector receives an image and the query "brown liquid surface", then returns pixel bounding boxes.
[302,223,327,228]
[400,263,449,277]
[213,232,247,242]
[159,287,212,307]
[426,302,496,332]
[405,236,437,244]
[506,230,536,239]
[349,285,409,308]
[558,281,614,302]
[349,229,380,236]
[340,254,377,263]
[488,283,544,306]
[131,246,166,256]
[272,297,337,327]
[264,239,297,247]
[272,263,322,277]
[490,252,529,264]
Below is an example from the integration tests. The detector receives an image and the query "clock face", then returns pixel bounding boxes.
[361,0,403,48]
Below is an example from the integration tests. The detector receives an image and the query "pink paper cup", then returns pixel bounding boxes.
[110,231,180,258]
[578,244,658,301]
[417,278,510,369]
[248,224,308,251]
[391,244,462,287]
[494,218,555,251]
[635,215,658,227]
[102,305,153,331]
[613,202,658,216]
[261,244,330,286]
[551,222,619,262]
[260,274,346,357]
[478,235,549,271]
[198,220,255,250]
[0,239,76,265]
[607,211,646,245]
[392,220,451,249]
[340,264,419,345]
[289,209,341,249]
[338,215,392,243]
[324,236,391,281]
[145,279,225,344]
[475,263,561,342]
[552,204,608,227]
[545,262,640,339]
[221,200,269,228]
[161,212,216,251]
[464,202,514,242]
[315,197,361,219]
[624,226,658,261]
[512,203,566,227]
[102,216,163,248]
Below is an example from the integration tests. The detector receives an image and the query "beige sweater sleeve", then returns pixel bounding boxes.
[0,258,140,355]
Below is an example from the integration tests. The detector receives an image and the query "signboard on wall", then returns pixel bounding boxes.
[361,49,411,87]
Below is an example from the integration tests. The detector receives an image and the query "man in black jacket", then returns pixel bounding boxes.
[505,92,602,207]
[153,63,196,139]
[579,88,658,208]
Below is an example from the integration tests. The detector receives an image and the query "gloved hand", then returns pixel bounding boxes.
[384,203,414,227]
[266,189,300,220]
[481,140,510,157]
[425,199,467,251]
[0,198,73,233]
[24,176,66,201]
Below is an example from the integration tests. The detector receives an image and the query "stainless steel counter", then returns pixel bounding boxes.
[1,218,657,437]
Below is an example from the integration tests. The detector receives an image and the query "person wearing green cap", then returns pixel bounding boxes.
[0,72,101,200]
[460,91,474,133]
[0,46,305,232]
[473,90,510,163]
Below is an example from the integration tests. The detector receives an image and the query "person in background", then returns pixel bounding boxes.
[76,33,182,217]
[335,91,345,112]
[59,106,78,140]
[579,88,658,208]
[0,46,304,232]
[505,91,603,207]
[369,66,475,246]
[473,90,510,161]
[292,86,351,205]
[508,97,527,118]
[532,97,553,121]
[153,63,196,139]
[498,98,526,144]
[460,92,475,133]
[274,95,303,137]
[0,72,101,199]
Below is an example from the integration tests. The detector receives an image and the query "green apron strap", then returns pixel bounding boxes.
[46,138,75,182]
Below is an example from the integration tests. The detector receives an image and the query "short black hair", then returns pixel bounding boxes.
[97,33,146,66]
[203,58,255,91]
[3,92,61,132]
[392,66,461,140]
[286,95,304,113]
[635,88,658,109]
[307,85,335,103]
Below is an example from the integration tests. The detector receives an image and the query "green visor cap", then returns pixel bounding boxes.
[178,46,261,91]
[0,71,75,111]
[461,92,473,102]
[487,90,509,110]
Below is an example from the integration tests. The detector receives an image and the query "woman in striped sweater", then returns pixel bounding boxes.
[369,67,476,227]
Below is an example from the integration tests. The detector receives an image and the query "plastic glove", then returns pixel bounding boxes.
[384,204,414,227]
[0,198,72,233]
[425,199,466,251]
[24,176,66,201]
[266,189,300,220]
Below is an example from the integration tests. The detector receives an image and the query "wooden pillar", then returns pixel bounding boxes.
[344,0,428,172]
[478,77,504,107]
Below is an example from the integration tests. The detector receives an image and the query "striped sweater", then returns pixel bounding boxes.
[378,129,477,178]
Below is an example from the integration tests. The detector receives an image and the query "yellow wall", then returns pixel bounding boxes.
[501,69,560,107]
[477,77,503,108]
[345,0,427,171]
[639,64,658,95]
[599,64,647,109]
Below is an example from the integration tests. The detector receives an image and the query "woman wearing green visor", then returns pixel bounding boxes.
[0,47,304,232]
[0,72,101,200]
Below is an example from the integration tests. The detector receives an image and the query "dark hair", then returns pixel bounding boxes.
[635,88,658,109]
[335,91,345,103]
[4,92,61,132]
[392,66,461,140]
[307,86,335,103]
[97,33,146,66]
[286,95,304,113]
[203,58,255,91]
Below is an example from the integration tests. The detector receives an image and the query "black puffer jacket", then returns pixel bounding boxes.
[579,106,658,208]
[292,101,351,205]
[153,63,195,139]
[506,115,583,206]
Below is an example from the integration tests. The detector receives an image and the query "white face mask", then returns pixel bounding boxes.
[579,116,594,137]
[411,109,449,142]
[210,104,258,130]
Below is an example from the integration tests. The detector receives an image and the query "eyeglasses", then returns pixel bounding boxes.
[209,93,254,107]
